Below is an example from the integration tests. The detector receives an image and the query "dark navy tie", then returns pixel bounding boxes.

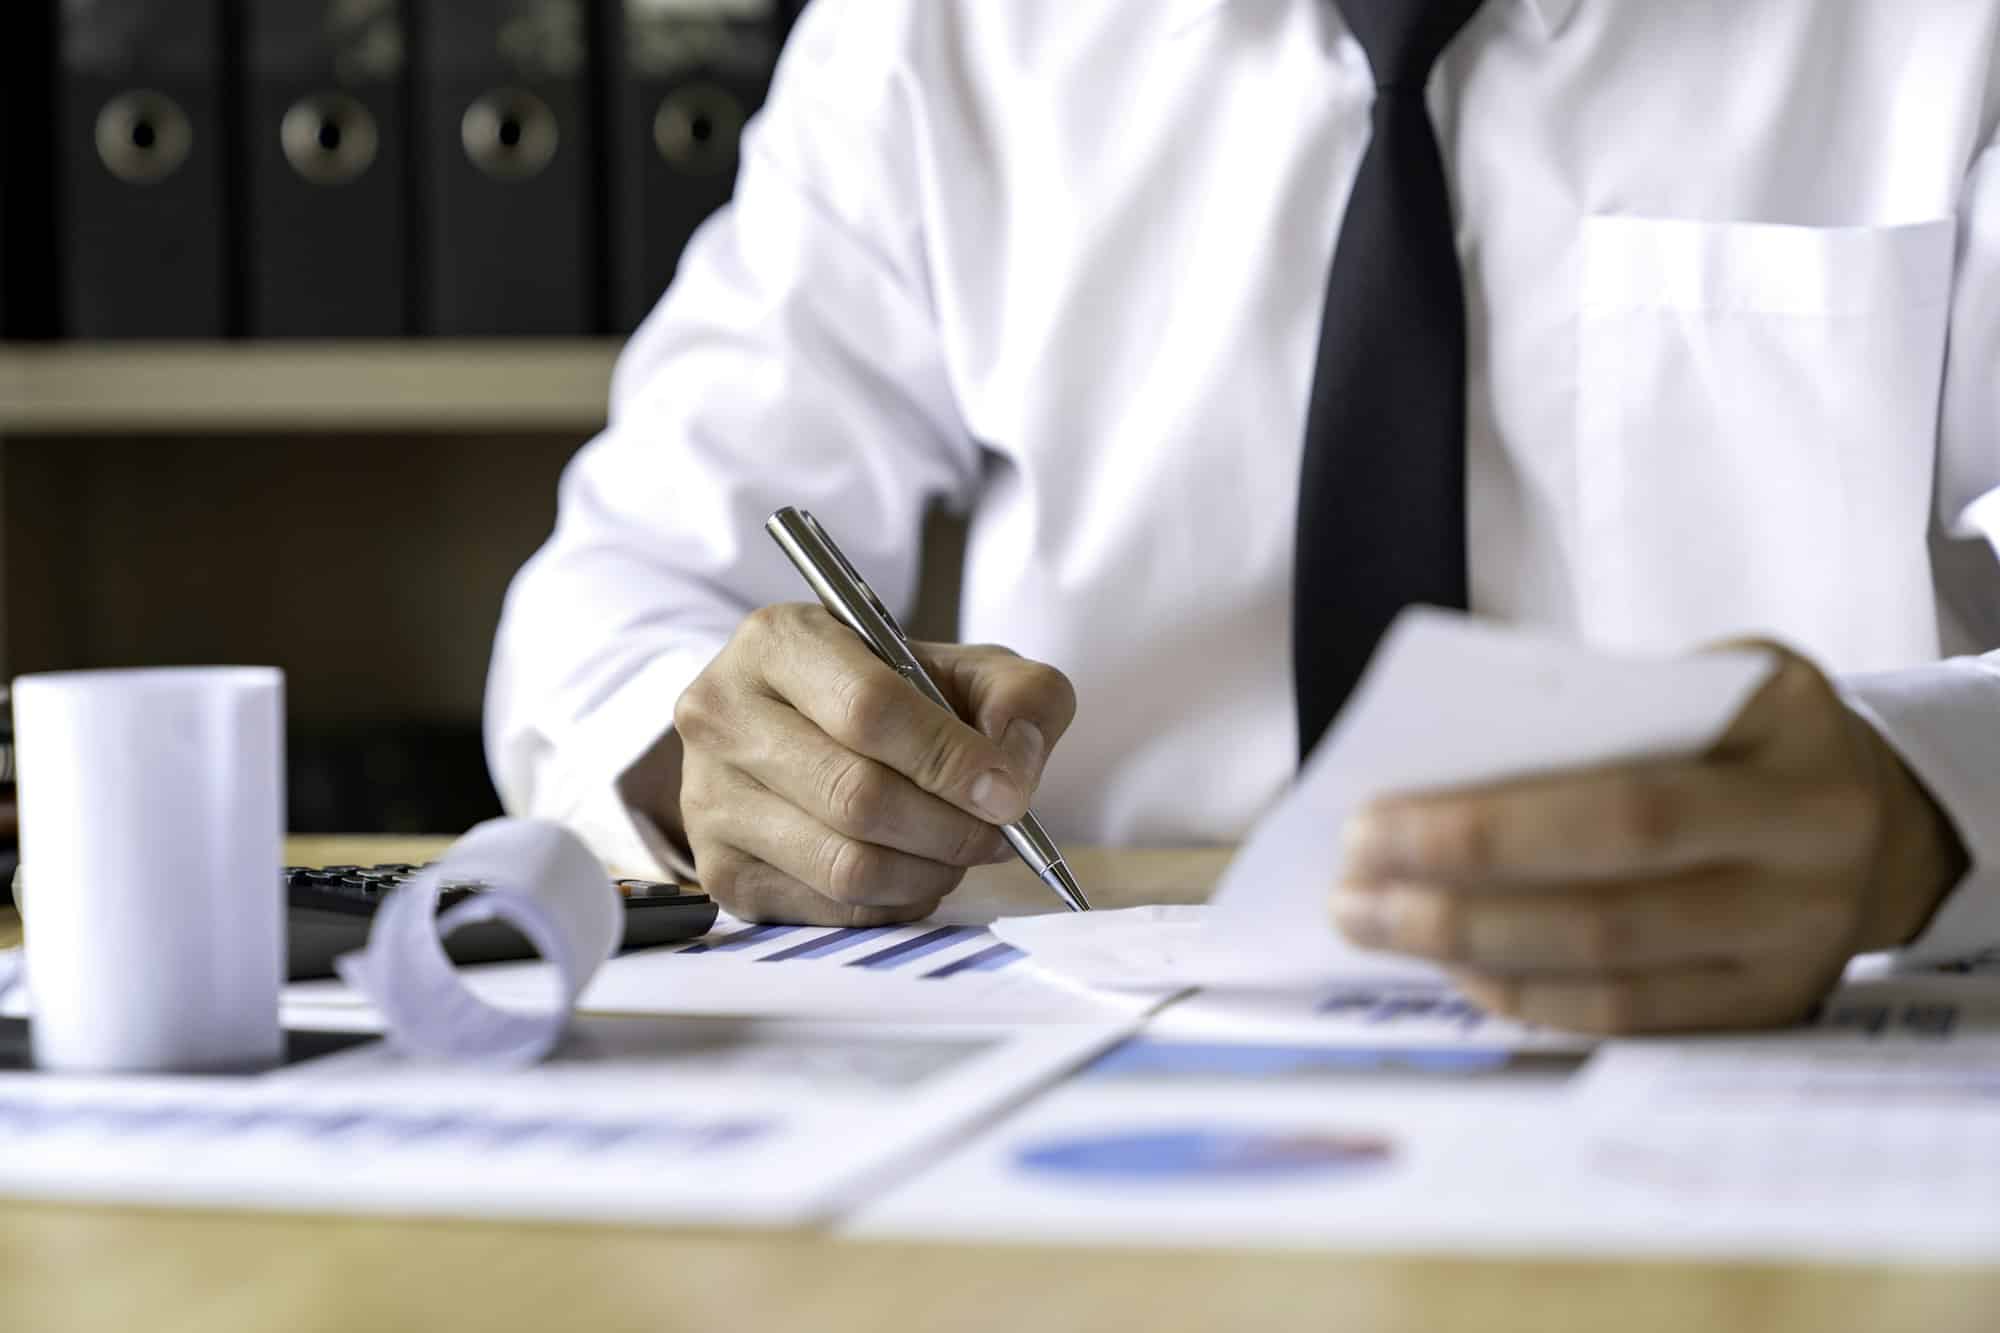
[1293,0,1486,759]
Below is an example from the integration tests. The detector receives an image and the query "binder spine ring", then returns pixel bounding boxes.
[651,83,746,176]
[279,93,381,186]
[94,91,196,186]
[461,89,561,182]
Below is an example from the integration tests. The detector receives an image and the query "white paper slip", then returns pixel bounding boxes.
[334,819,621,1065]
[0,1015,1130,1228]
[1215,610,1775,982]
[292,915,1171,1026]
[990,612,1775,992]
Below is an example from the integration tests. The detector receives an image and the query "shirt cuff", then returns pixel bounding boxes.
[541,642,724,882]
[1842,657,2000,969]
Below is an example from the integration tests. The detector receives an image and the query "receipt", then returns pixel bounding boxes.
[334,819,621,1066]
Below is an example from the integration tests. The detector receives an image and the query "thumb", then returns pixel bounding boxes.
[916,642,1078,792]
[1700,637,1852,773]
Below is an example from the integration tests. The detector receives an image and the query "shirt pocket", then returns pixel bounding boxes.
[1574,215,1955,672]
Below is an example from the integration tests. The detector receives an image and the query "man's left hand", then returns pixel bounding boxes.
[1330,645,1968,1034]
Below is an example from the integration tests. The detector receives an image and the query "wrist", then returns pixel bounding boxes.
[617,729,699,884]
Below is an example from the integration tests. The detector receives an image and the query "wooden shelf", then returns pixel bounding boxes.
[0,341,622,435]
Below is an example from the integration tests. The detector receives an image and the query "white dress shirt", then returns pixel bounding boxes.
[487,0,2000,963]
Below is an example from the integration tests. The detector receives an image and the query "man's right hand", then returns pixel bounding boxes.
[661,604,1077,925]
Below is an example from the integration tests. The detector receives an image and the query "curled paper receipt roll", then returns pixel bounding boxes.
[335,819,622,1066]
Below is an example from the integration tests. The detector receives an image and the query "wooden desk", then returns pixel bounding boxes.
[1,840,1994,1333]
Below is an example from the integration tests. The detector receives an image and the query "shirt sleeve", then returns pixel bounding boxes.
[1844,119,2000,967]
[484,0,977,875]
[1844,665,2000,966]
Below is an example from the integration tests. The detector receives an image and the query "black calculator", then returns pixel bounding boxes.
[284,863,717,979]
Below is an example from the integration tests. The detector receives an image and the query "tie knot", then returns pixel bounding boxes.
[1335,0,1488,91]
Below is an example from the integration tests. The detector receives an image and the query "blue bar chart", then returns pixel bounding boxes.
[675,923,1029,981]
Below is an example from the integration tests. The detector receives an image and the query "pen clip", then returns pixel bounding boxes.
[797,509,911,642]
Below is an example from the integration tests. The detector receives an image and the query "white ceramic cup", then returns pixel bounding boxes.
[10,667,285,1073]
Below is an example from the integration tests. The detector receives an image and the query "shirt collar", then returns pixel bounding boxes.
[1168,0,1581,40]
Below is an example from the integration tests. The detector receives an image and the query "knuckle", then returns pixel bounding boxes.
[1392,886,1465,961]
[695,848,753,915]
[1024,662,1079,721]
[1775,649,1828,701]
[823,756,892,839]
[1573,903,1638,971]
[672,674,730,751]
[949,817,998,867]
[1418,806,1497,875]
[910,859,968,900]
[1607,775,1680,857]
[736,603,788,652]
[676,778,717,833]
[830,671,903,753]
[909,719,976,796]
[821,835,887,904]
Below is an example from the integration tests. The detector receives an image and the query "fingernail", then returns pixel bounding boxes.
[1330,888,1389,948]
[971,770,1027,823]
[1000,718,1046,788]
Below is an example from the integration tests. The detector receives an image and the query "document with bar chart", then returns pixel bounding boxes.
[284,917,1181,1026]
[0,1014,1128,1227]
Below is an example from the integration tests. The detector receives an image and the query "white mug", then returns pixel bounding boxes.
[9,667,285,1073]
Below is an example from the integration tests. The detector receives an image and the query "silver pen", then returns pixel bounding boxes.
[766,506,1090,912]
